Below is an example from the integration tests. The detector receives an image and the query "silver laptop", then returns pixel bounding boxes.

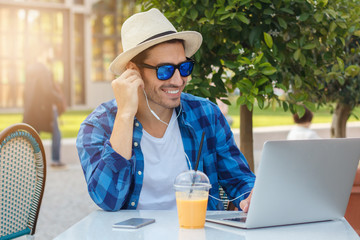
[206,138,360,229]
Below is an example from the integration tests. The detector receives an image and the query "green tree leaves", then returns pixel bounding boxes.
[264,32,273,48]
[140,0,360,116]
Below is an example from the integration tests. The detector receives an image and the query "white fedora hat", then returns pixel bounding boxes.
[109,8,203,75]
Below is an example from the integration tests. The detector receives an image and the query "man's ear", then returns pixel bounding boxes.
[126,61,138,70]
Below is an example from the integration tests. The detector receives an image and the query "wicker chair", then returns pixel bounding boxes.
[219,186,237,210]
[0,123,46,240]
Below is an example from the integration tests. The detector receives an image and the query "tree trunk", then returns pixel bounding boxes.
[240,104,254,172]
[330,103,351,138]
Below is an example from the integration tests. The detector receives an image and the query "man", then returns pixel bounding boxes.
[77,8,255,211]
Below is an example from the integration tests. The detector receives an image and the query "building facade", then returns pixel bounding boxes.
[0,0,137,111]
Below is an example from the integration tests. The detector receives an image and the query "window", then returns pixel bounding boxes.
[91,0,137,82]
[0,7,66,108]
[74,14,85,104]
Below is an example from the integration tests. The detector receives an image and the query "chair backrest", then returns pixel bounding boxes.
[219,186,236,210]
[0,123,46,240]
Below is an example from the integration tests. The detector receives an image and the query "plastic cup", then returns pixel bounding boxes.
[178,228,206,240]
[174,170,211,229]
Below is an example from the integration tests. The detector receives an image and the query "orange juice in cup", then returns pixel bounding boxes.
[174,170,211,229]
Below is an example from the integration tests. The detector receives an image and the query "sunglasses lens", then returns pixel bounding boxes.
[157,65,175,80]
[155,60,194,80]
[179,61,194,77]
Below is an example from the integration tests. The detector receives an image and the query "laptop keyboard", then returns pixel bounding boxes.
[224,217,247,223]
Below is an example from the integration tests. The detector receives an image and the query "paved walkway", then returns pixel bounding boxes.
[27,122,360,239]
[30,164,98,240]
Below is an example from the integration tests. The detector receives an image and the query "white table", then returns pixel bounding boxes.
[54,210,360,240]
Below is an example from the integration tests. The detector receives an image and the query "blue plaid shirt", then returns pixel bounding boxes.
[76,93,255,211]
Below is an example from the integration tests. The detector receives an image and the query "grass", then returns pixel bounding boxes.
[0,110,92,140]
[1,99,360,139]
[227,96,360,129]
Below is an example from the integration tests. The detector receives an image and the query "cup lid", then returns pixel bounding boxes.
[174,170,211,190]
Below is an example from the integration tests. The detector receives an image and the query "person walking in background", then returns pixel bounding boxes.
[287,106,321,140]
[23,44,66,168]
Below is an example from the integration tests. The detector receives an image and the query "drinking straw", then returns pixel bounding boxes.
[189,131,205,196]
[194,131,205,173]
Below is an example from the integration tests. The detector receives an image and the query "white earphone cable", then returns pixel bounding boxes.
[143,89,169,126]
[209,190,252,203]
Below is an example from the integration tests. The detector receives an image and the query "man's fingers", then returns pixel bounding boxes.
[240,200,249,212]
[111,68,144,117]
[112,69,143,92]
[239,190,253,212]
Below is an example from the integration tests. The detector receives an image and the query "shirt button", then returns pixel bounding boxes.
[134,142,138,147]
[138,171,142,175]
[131,202,135,206]
[135,122,140,127]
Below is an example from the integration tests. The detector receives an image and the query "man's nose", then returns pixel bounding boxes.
[169,69,185,85]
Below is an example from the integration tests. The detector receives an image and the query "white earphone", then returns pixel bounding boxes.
[150,110,161,120]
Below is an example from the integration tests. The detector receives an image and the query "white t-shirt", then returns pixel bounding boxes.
[287,126,321,140]
[137,110,189,210]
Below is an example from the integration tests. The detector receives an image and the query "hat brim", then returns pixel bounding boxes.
[109,31,202,76]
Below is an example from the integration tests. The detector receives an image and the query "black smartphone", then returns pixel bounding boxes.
[112,218,155,229]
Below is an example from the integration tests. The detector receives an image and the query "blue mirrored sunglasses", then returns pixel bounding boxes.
[136,58,195,80]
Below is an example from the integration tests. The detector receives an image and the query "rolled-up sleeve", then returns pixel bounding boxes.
[215,108,255,208]
[76,105,134,211]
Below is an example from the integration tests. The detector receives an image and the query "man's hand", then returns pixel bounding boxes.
[239,190,253,213]
[111,68,144,118]
[110,68,143,159]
